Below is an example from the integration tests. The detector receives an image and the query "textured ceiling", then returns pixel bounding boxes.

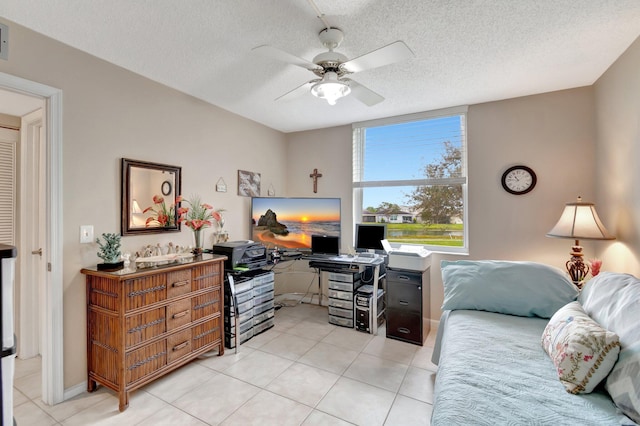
[3,1,640,133]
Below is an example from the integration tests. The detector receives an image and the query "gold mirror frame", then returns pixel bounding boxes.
[121,158,182,236]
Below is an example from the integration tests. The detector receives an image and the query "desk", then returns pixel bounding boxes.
[305,255,385,335]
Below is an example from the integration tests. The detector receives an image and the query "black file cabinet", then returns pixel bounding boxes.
[386,267,430,345]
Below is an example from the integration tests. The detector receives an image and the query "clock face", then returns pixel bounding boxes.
[501,165,537,195]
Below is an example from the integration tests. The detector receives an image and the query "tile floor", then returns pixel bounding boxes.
[12,302,438,425]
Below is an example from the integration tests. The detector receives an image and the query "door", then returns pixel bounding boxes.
[19,109,46,358]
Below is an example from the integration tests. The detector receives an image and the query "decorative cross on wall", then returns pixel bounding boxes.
[309,168,323,193]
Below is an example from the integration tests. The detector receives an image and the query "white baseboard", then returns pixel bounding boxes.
[63,382,86,401]
[430,319,440,331]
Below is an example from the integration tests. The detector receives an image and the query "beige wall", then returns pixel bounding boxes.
[0,19,288,388]
[286,88,598,321]
[594,36,640,275]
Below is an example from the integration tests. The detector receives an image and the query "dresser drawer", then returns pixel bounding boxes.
[167,270,191,298]
[125,307,166,347]
[192,317,221,351]
[192,289,221,321]
[192,262,222,291]
[167,298,192,331]
[167,329,192,364]
[126,340,167,384]
[125,275,168,311]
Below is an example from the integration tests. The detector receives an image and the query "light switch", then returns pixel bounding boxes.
[80,225,94,244]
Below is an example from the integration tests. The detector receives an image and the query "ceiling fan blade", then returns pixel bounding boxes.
[345,79,385,106]
[341,41,414,74]
[275,80,316,102]
[252,45,322,72]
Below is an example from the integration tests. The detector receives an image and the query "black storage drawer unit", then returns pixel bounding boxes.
[386,273,422,312]
[386,310,422,343]
[386,266,430,345]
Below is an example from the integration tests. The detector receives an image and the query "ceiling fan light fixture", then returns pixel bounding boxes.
[311,71,351,105]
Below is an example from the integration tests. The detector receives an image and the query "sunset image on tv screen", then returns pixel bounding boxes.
[251,197,341,249]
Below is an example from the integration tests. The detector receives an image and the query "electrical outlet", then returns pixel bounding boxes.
[80,225,94,244]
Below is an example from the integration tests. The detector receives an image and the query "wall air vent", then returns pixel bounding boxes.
[0,23,7,60]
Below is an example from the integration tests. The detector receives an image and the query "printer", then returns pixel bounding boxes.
[211,240,268,271]
[382,240,432,272]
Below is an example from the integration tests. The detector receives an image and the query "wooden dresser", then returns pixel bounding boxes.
[81,254,226,411]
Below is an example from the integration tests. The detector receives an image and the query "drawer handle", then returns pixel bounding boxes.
[172,341,190,351]
[172,309,190,319]
[399,301,409,306]
[128,284,166,298]
[398,276,411,281]
[172,280,189,288]
[398,327,411,334]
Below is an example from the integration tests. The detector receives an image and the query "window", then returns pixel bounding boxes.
[352,106,468,253]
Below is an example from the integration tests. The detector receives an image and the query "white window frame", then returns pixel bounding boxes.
[352,105,469,254]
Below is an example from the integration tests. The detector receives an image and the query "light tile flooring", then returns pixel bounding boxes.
[13,303,437,425]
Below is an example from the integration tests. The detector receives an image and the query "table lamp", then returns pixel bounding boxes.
[546,196,615,287]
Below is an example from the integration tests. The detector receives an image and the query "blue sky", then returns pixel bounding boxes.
[361,115,463,208]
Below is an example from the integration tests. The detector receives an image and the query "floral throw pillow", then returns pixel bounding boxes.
[541,301,621,394]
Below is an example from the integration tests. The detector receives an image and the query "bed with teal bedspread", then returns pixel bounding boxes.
[431,261,639,426]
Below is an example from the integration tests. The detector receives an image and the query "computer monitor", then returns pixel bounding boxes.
[311,235,340,256]
[355,223,387,253]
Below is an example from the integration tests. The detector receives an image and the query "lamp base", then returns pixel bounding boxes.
[566,243,589,288]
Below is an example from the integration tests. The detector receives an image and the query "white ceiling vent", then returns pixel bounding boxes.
[0,23,7,60]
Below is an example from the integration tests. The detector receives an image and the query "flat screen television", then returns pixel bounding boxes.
[355,223,387,253]
[251,197,341,250]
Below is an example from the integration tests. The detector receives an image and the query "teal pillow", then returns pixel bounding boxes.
[441,260,578,318]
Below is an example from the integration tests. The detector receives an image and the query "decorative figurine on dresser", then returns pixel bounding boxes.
[81,253,226,412]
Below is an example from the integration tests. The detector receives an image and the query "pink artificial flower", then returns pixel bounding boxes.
[152,195,164,204]
[590,259,602,277]
[177,195,224,232]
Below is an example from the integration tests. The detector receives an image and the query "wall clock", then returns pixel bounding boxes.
[161,180,172,196]
[501,165,537,195]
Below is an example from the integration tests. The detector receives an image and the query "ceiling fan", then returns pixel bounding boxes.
[253,26,414,106]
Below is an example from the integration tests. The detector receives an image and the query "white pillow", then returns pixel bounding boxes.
[579,272,640,423]
[541,301,620,394]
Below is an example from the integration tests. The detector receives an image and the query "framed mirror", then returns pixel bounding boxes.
[121,158,182,236]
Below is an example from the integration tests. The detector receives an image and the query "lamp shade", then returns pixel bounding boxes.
[546,197,615,240]
[131,199,143,214]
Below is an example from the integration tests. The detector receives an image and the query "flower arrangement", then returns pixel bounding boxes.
[144,195,178,227]
[177,195,224,253]
[177,195,223,230]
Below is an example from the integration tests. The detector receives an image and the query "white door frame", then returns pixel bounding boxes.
[0,72,64,405]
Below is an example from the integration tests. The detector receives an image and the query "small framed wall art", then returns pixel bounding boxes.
[216,177,227,193]
[237,170,261,197]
